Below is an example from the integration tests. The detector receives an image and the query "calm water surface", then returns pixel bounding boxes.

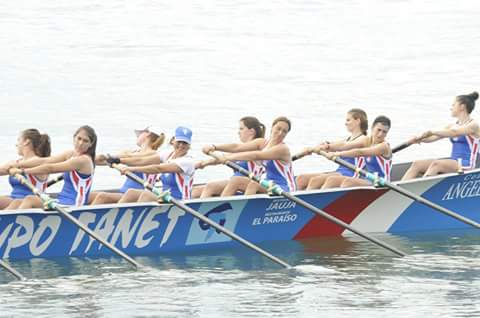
[1,0,480,316]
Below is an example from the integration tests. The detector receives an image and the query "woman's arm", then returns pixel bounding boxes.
[121,162,182,175]
[430,121,480,138]
[15,151,73,168]
[203,138,265,154]
[0,160,17,175]
[19,156,92,175]
[334,142,390,158]
[96,150,158,165]
[332,135,369,151]
[120,153,161,166]
[224,144,291,162]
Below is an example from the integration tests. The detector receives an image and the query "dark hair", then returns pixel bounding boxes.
[372,115,391,129]
[240,116,265,138]
[348,108,368,135]
[456,91,479,114]
[147,132,166,150]
[74,125,97,161]
[272,116,292,132]
[21,129,51,157]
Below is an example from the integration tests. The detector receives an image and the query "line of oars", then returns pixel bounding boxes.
[207,152,407,257]
[316,151,480,229]
[108,163,292,269]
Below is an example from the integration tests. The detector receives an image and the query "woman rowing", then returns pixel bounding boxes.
[90,126,165,205]
[402,92,480,180]
[204,116,295,195]
[114,126,196,202]
[296,108,368,190]
[321,115,392,188]
[0,129,51,210]
[8,125,97,208]
[194,116,265,198]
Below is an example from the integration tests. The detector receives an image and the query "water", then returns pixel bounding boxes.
[1,0,480,316]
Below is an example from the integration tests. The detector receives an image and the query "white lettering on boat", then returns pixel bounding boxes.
[0,205,185,258]
[111,209,146,249]
[252,199,298,226]
[134,207,166,248]
[2,215,61,258]
[266,199,296,211]
[30,216,61,256]
[442,179,480,201]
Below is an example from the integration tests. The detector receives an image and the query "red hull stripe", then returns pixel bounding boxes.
[294,189,388,239]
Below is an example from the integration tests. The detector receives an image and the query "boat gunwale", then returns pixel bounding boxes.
[0,166,477,216]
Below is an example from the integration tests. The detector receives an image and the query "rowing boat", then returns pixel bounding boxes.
[0,162,479,260]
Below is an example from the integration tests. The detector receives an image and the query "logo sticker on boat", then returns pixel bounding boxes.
[185,200,247,245]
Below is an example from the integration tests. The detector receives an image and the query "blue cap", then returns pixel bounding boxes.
[175,126,192,144]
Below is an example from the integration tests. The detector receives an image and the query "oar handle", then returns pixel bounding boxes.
[208,152,407,257]
[392,141,412,154]
[12,173,142,269]
[46,175,64,188]
[110,163,292,269]
[317,151,480,230]
[292,152,308,161]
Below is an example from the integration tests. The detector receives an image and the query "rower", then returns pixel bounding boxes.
[296,108,369,190]
[0,129,51,210]
[115,126,196,202]
[8,126,97,208]
[195,116,265,198]
[321,115,392,189]
[402,91,480,180]
[90,126,165,205]
[205,116,296,195]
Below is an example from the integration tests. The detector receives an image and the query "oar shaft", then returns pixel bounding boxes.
[0,259,25,280]
[392,142,411,154]
[112,164,292,269]
[14,174,141,269]
[171,198,292,268]
[46,175,64,188]
[319,151,480,229]
[388,181,480,228]
[210,153,406,257]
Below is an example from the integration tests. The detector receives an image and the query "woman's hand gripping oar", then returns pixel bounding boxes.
[10,171,141,270]
[107,159,292,269]
[317,150,480,229]
[207,152,407,257]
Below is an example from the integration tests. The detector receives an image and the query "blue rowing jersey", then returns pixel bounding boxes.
[450,134,479,169]
[263,159,296,192]
[336,156,365,177]
[232,160,264,178]
[335,135,366,177]
[119,172,158,193]
[158,150,195,199]
[9,174,47,199]
[57,169,94,206]
[363,154,392,182]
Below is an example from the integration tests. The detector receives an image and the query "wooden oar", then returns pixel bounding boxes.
[207,152,407,257]
[0,259,25,280]
[12,173,141,269]
[109,163,292,269]
[317,151,480,229]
